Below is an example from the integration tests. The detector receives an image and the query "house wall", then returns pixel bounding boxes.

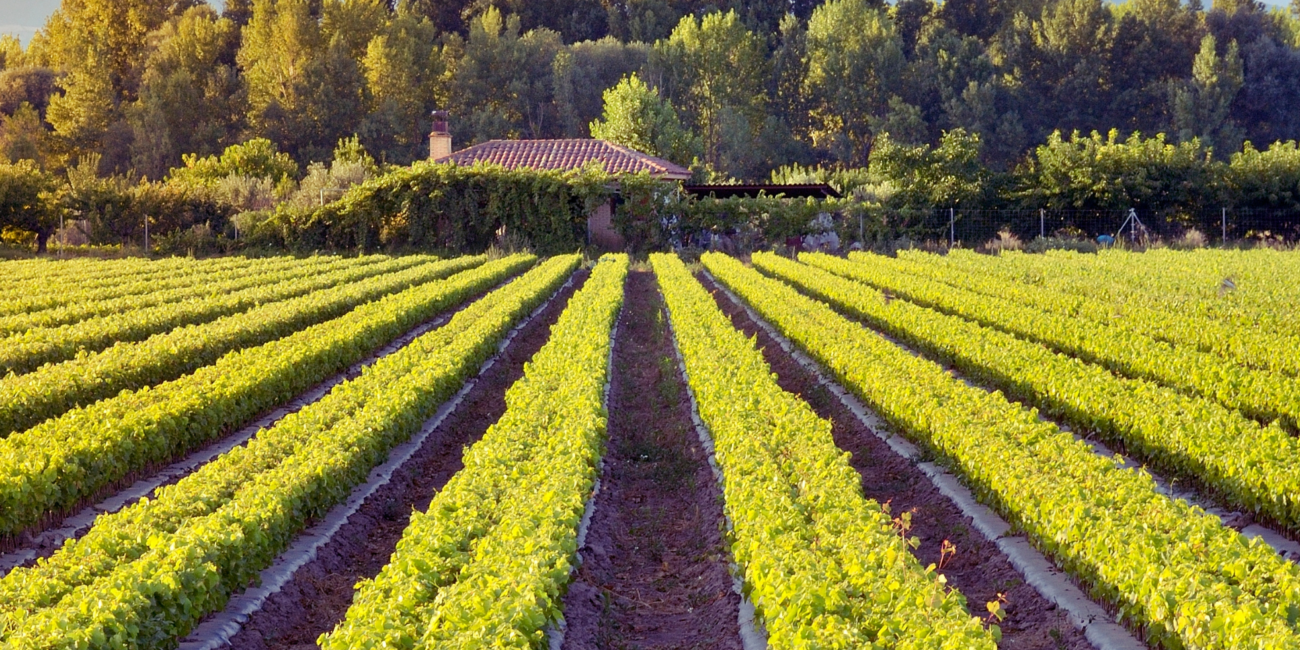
[588,200,625,251]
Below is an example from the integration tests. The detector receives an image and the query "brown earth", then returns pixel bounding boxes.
[223,270,587,650]
[558,269,743,650]
[702,273,1097,650]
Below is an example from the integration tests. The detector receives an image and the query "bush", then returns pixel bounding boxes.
[301,161,610,254]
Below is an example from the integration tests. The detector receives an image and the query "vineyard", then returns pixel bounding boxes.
[0,247,1297,649]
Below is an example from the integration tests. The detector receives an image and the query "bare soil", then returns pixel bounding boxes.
[223,270,587,650]
[559,269,743,650]
[702,273,1096,650]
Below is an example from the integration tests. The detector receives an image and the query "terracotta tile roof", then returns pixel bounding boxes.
[438,139,692,180]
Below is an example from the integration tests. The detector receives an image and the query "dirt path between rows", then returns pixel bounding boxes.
[703,273,1096,650]
[559,269,743,650]
[224,270,588,650]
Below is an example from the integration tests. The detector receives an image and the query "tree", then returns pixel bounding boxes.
[804,0,906,164]
[1170,34,1245,157]
[35,0,191,99]
[940,0,1003,40]
[301,36,369,162]
[870,128,987,208]
[0,159,58,251]
[360,13,446,163]
[770,14,812,143]
[223,0,255,27]
[906,20,996,141]
[450,8,564,143]
[0,36,23,70]
[1225,140,1300,211]
[551,37,649,138]
[126,6,245,180]
[1231,34,1300,147]
[45,52,117,156]
[1106,0,1203,135]
[0,67,58,117]
[238,0,372,163]
[1,103,50,165]
[238,0,323,157]
[467,0,611,42]
[34,0,197,162]
[1020,129,1218,213]
[651,10,767,167]
[608,0,687,43]
[322,0,390,61]
[397,0,471,35]
[589,73,698,164]
[169,137,299,188]
[992,0,1122,141]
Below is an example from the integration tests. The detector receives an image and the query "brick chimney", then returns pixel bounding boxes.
[429,110,452,161]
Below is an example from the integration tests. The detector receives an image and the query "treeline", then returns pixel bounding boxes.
[4,0,1300,179]
[6,127,1300,256]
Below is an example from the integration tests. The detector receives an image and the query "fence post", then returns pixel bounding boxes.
[949,207,955,247]
[1222,207,1227,243]
[1040,208,1045,239]
[144,215,149,254]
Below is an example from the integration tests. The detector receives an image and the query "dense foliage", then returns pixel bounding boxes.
[5,0,1300,181]
[705,251,1300,650]
[6,0,1300,249]
[757,251,1300,536]
[274,160,612,253]
[0,253,569,646]
[653,251,998,646]
[322,253,625,649]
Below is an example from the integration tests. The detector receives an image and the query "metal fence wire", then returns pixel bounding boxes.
[875,207,1300,245]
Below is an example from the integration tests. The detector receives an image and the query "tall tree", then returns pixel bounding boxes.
[551,37,649,137]
[360,12,447,163]
[993,0,1119,139]
[651,10,766,166]
[449,8,564,143]
[34,0,199,165]
[1233,36,1300,147]
[0,67,58,117]
[0,36,22,71]
[322,0,390,61]
[589,73,698,163]
[223,0,256,26]
[127,6,245,180]
[45,51,116,157]
[466,0,610,42]
[1170,34,1244,156]
[1107,0,1204,134]
[804,0,907,163]
[239,0,366,161]
[397,0,471,35]
[239,0,323,151]
[770,13,812,144]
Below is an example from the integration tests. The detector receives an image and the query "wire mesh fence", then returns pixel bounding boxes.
[869,207,1300,246]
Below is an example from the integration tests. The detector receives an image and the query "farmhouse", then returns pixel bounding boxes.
[429,113,691,250]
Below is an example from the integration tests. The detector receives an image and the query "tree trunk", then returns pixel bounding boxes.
[35,230,50,254]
